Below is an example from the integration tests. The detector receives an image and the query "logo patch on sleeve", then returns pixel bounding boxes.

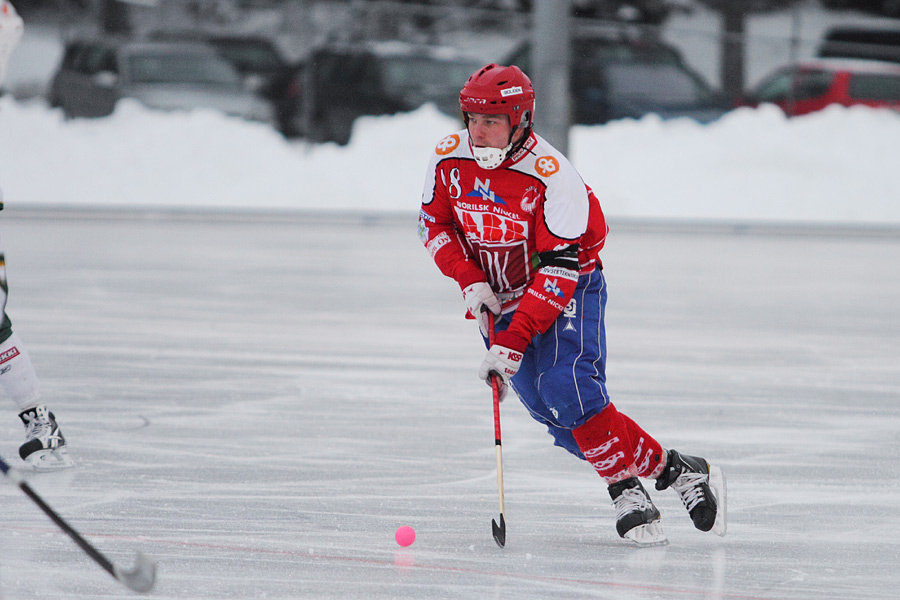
[542,278,564,297]
[535,156,560,177]
[436,134,461,155]
[427,231,451,257]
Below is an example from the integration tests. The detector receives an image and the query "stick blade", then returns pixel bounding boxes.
[492,514,506,548]
[114,552,157,594]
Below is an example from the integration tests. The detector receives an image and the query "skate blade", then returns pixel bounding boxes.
[25,448,75,472]
[708,465,727,537]
[624,520,669,547]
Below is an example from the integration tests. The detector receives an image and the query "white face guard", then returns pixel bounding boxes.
[472,141,514,170]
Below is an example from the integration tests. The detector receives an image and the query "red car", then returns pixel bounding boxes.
[743,58,900,116]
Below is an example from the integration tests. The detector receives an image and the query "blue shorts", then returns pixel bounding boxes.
[493,268,610,459]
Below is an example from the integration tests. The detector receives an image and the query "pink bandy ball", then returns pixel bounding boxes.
[395,525,416,547]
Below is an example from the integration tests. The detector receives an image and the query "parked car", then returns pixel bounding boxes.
[503,27,729,125]
[742,58,900,116]
[820,0,900,18]
[365,41,483,117]
[516,0,679,24]
[151,32,302,136]
[48,38,274,124]
[817,25,900,64]
[285,42,482,144]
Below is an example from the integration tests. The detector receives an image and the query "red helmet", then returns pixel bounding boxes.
[459,63,535,131]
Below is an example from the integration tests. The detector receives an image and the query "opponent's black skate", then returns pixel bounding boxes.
[19,404,74,471]
[608,477,668,546]
[655,449,726,536]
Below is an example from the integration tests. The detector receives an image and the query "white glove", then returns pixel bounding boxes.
[462,282,501,337]
[478,344,523,402]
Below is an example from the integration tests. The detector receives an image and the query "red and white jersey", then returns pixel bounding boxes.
[419,128,608,347]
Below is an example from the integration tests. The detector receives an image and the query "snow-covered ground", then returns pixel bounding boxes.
[2,97,899,226]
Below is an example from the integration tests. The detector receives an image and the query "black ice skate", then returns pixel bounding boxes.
[18,404,74,471]
[608,477,668,546]
[655,449,726,536]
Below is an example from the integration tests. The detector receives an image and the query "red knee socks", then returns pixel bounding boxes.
[573,403,665,484]
[619,412,665,480]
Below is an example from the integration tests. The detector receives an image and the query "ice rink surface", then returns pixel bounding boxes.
[0,209,898,599]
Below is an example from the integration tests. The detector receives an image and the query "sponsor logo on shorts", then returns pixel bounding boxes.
[563,298,578,332]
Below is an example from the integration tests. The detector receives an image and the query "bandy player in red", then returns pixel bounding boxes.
[418,63,726,545]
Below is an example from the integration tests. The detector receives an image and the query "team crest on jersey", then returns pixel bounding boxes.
[466,177,506,205]
[435,134,460,156]
[520,185,539,214]
[535,156,560,178]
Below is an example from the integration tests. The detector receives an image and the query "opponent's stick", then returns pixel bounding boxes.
[0,454,156,593]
